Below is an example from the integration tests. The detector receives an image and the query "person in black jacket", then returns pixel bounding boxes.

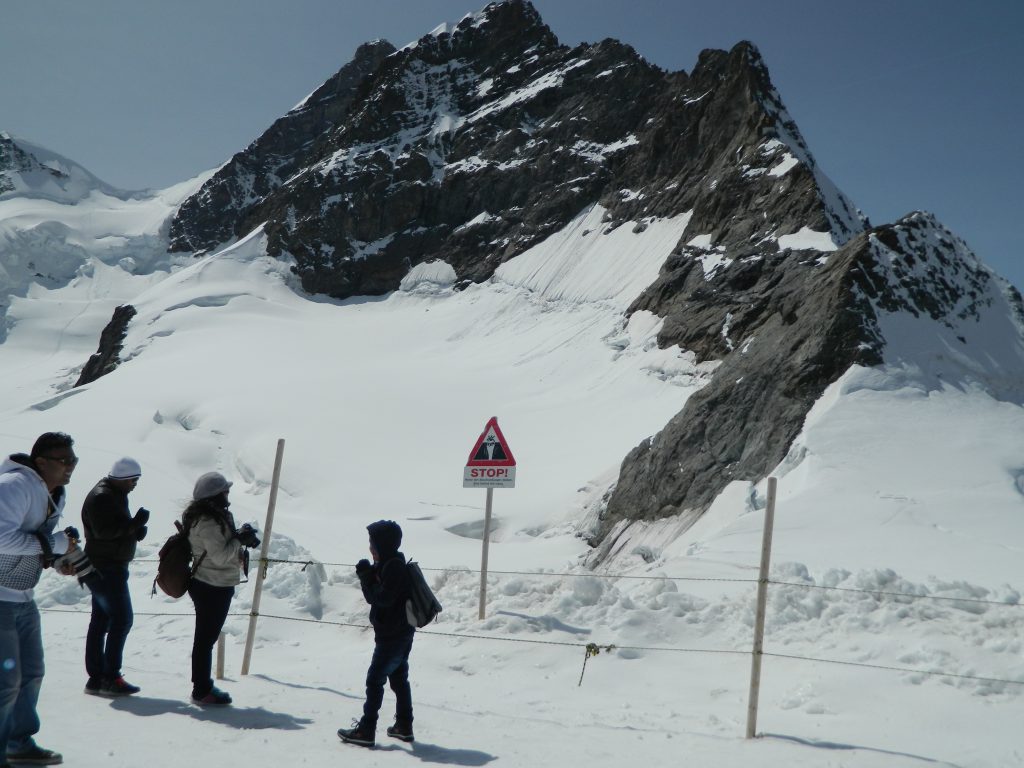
[81,457,149,697]
[338,520,415,748]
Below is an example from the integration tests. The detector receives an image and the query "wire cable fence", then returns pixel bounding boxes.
[133,554,1024,610]
[132,556,761,584]
[766,579,1021,608]
[38,581,1024,689]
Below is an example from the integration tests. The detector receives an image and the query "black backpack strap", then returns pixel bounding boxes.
[33,530,55,568]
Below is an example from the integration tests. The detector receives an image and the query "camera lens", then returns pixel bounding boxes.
[54,549,102,591]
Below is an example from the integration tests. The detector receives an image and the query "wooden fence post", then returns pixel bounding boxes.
[746,476,778,738]
[216,632,225,679]
[241,438,285,675]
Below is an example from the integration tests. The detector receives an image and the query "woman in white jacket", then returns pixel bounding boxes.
[183,472,258,706]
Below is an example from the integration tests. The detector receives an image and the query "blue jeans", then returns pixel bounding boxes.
[362,632,414,729]
[0,600,44,754]
[86,565,134,680]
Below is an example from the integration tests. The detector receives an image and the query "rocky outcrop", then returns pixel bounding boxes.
[74,304,136,387]
[593,211,1024,550]
[168,40,397,254]
[169,2,860,302]
[162,0,1021,554]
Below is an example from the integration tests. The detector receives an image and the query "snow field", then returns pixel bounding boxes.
[2,186,1024,764]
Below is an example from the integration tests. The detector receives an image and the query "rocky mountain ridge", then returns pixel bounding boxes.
[3,0,1022,558]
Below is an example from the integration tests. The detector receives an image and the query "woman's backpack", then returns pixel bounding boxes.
[152,520,205,598]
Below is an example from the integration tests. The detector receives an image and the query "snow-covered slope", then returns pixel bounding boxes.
[0,134,213,340]
[1,4,1022,763]
[1,184,1022,766]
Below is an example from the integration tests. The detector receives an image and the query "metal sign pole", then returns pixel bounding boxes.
[241,438,285,675]
[478,487,494,620]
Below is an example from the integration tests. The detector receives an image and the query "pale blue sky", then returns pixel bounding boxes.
[1,0,1021,289]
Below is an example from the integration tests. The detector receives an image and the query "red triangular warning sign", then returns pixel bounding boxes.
[465,417,516,467]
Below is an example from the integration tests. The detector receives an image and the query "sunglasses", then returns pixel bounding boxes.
[41,455,79,467]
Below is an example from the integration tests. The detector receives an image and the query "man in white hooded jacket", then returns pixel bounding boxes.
[0,432,80,767]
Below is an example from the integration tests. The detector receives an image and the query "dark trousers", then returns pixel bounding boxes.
[362,632,414,729]
[187,579,234,697]
[85,564,134,680]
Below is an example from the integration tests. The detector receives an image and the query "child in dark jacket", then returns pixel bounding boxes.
[338,520,415,748]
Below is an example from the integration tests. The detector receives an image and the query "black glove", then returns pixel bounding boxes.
[63,525,81,543]
[135,525,148,541]
[236,523,260,549]
[129,508,150,536]
[355,559,372,578]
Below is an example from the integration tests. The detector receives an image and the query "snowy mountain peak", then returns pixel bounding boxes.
[4,3,1023,577]
[0,133,125,203]
[856,211,1024,400]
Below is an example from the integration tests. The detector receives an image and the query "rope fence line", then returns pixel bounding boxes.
[38,605,1024,689]
[132,555,1024,608]
[38,605,745,654]
[131,556,759,584]
[766,579,1021,608]
[762,651,1024,687]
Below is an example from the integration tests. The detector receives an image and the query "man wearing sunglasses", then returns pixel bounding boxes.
[0,432,81,766]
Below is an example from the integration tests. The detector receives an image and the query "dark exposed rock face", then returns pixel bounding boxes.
[0,136,41,195]
[163,0,1021,555]
[596,234,882,551]
[168,41,397,254]
[74,304,136,387]
[593,210,1024,551]
[169,2,861,301]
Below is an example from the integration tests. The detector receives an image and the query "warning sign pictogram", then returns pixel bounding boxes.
[466,417,516,466]
[464,417,516,488]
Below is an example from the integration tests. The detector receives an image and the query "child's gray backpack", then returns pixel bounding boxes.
[405,560,442,628]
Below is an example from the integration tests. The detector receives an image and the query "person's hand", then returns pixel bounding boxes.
[128,508,150,538]
[236,523,260,549]
[355,559,372,578]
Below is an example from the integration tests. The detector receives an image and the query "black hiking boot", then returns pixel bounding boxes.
[338,720,375,748]
[99,676,140,697]
[191,686,232,706]
[5,743,63,765]
[386,720,414,742]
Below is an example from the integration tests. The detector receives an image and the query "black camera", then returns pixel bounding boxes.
[50,527,102,591]
[236,523,260,549]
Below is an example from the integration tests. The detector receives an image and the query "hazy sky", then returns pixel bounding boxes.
[2,0,1021,289]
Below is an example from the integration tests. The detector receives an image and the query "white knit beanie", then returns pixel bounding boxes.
[108,457,142,479]
[193,471,232,501]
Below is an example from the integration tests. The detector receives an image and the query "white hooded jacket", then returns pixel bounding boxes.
[0,455,72,601]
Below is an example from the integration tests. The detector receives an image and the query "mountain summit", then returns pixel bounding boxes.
[3,0,1023,560]
[1,132,124,203]
[160,0,1024,554]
